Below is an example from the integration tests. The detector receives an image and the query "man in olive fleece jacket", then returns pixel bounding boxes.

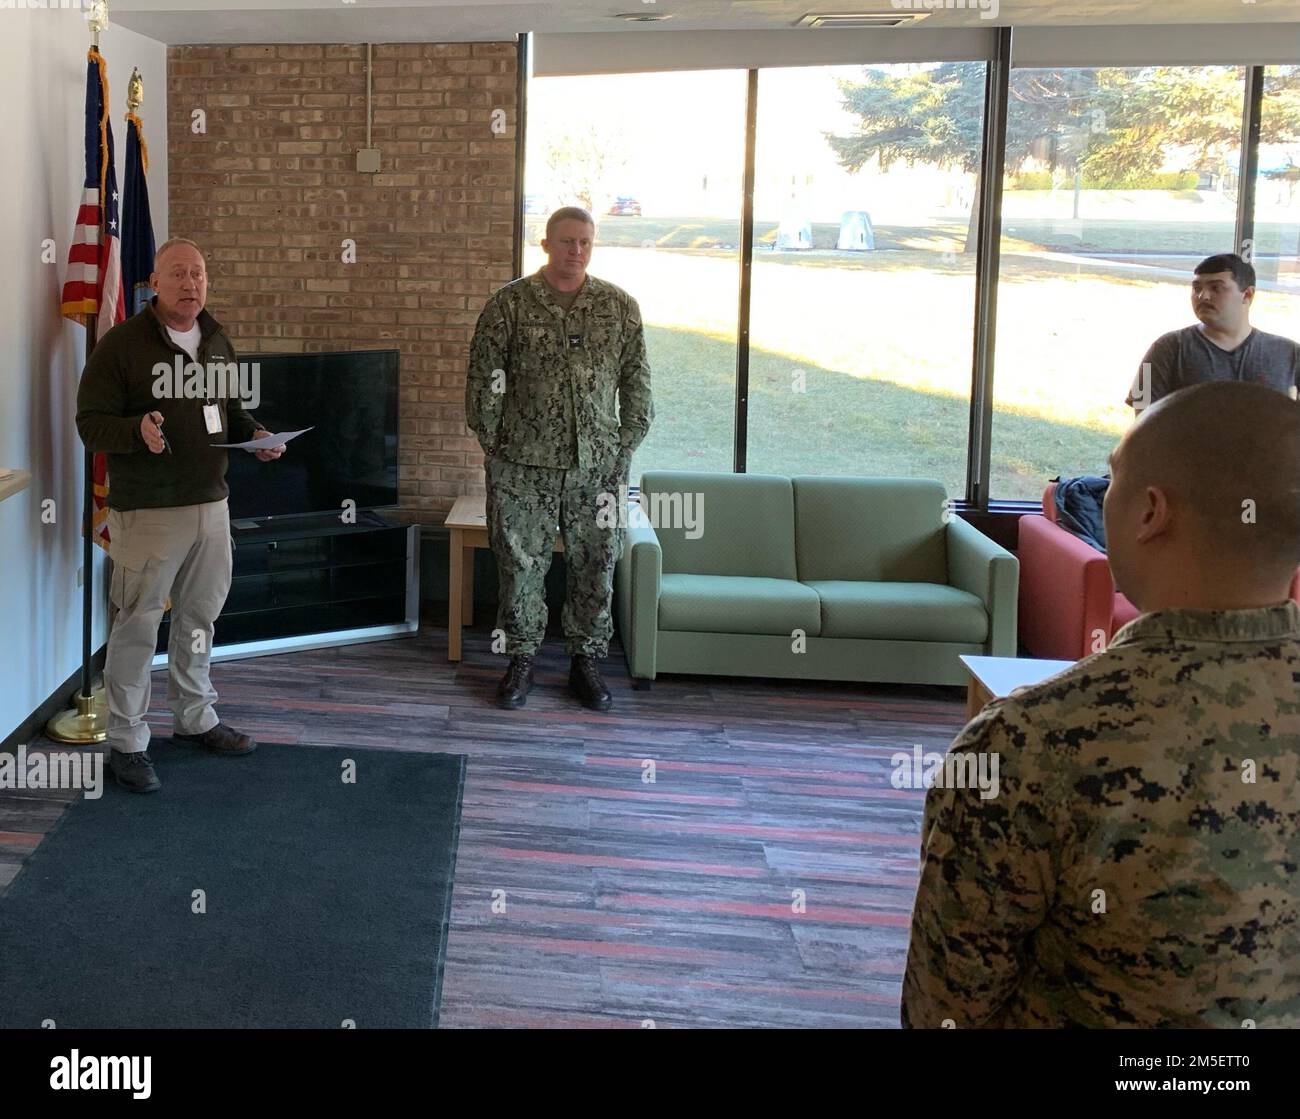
[76,237,285,793]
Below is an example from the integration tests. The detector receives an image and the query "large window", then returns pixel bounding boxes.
[988,66,1247,500]
[746,63,984,495]
[1249,65,1300,342]
[521,57,1298,504]
[522,71,747,483]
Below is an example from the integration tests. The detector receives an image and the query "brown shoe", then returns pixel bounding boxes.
[496,654,535,709]
[109,749,162,794]
[173,722,257,755]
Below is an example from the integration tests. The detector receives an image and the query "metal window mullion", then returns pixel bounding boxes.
[965,27,1012,511]
[1235,65,1264,262]
[512,33,530,280]
[734,69,758,474]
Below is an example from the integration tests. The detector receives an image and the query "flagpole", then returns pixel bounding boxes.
[46,3,112,745]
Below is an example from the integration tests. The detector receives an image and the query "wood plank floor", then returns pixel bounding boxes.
[2,627,970,1028]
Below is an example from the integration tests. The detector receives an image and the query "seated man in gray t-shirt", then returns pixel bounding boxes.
[1127,252,1300,414]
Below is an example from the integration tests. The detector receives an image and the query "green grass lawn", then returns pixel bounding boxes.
[635,325,1122,499]
[522,210,1300,501]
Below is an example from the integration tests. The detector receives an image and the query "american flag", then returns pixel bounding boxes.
[61,48,124,549]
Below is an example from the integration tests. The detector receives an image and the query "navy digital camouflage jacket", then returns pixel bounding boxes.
[465,270,653,469]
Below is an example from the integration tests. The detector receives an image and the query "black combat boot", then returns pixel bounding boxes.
[569,654,612,711]
[496,654,535,709]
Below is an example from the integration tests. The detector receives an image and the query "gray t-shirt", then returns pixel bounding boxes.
[1126,325,1300,409]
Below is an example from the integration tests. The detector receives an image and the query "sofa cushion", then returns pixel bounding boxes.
[792,476,949,583]
[639,471,796,580]
[806,580,988,642]
[658,573,822,636]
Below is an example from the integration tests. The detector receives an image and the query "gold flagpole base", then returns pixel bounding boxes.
[45,688,109,745]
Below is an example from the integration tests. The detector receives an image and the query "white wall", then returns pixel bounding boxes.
[0,10,167,743]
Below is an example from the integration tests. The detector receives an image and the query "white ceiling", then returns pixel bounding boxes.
[109,0,1300,45]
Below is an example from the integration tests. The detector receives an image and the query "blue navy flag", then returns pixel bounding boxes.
[121,107,156,315]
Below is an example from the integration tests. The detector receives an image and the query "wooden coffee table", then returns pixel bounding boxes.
[959,654,1075,721]
[443,494,563,662]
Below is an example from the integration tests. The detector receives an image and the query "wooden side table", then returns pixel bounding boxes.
[444,493,563,662]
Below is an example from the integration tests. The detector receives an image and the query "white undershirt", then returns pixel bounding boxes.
[166,323,202,361]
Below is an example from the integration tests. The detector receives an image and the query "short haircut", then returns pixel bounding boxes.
[1119,382,1300,575]
[546,207,595,240]
[1194,253,1255,291]
[154,237,205,271]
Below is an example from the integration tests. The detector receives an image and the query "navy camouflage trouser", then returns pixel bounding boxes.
[486,454,625,658]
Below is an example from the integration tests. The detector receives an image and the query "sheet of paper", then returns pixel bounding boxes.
[211,427,313,451]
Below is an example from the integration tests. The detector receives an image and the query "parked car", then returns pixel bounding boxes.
[607,196,642,217]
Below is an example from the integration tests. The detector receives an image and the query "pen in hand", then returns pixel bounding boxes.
[142,411,169,455]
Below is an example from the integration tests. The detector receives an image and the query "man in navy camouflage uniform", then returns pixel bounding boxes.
[903,381,1300,1027]
[465,208,653,710]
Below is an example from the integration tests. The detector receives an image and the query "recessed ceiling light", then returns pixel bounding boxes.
[613,10,675,20]
[796,11,932,27]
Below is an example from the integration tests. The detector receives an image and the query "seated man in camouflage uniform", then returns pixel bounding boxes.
[464,207,653,710]
[903,381,1300,1028]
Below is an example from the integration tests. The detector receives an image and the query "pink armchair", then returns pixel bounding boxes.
[1017,482,1300,660]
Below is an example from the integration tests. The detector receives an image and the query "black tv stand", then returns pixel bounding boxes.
[156,509,419,660]
[231,509,395,534]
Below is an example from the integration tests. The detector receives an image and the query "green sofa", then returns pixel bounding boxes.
[614,472,1018,687]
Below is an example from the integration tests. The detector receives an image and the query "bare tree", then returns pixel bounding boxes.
[540,122,631,218]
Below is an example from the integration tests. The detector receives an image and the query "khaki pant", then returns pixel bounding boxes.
[104,500,233,753]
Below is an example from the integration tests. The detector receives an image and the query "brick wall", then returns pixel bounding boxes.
[167,42,517,520]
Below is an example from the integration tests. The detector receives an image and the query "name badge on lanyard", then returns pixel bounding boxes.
[203,403,223,435]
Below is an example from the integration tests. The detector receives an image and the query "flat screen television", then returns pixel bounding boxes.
[224,349,400,522]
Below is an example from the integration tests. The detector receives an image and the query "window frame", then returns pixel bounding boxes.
[521,30,1284,516]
